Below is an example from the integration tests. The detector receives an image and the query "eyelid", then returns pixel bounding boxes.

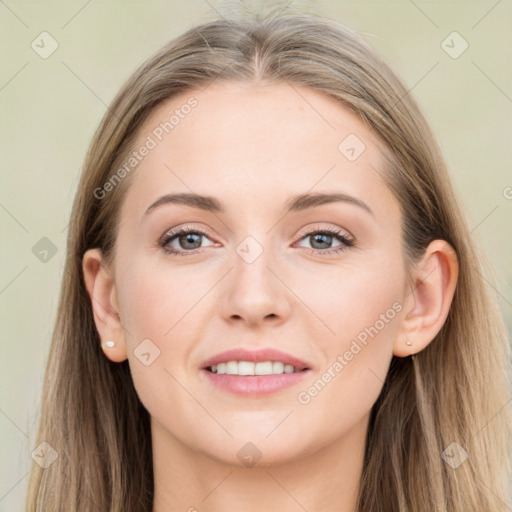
[158,223,217,245]
[295,223,354,242]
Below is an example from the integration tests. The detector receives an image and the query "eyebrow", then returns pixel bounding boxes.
[143,191,374,218]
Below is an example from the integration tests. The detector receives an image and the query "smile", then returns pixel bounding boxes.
[208,360,303,375]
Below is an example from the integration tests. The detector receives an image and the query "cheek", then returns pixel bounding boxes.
[293,256,403,429]
[116,254,202,343]
[116,266,199,424]
[296,249,404,347]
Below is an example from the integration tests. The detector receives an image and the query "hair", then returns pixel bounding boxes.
[26,4,512,511]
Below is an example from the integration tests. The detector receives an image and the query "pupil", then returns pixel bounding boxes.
[312,233,331,249]
[180,233,201,249]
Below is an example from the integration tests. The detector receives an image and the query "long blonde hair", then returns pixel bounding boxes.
[26,4,512,511]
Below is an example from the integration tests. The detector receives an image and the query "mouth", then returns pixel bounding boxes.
[200,352,312,398]
[206,361,308,375]
[200,348,312,397]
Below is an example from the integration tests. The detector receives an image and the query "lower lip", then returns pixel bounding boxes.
[201,368,311,397]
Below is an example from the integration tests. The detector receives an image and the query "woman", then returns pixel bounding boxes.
[26,5,512,512]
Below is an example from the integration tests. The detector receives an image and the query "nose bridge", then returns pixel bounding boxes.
[234,233,279,302]
[220,233,290,325]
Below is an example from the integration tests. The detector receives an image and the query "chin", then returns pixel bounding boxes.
[194,428,311,468]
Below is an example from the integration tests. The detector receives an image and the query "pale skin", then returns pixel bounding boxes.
[83,81,458,512]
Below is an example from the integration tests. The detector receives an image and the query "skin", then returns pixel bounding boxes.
[83,81,458,512]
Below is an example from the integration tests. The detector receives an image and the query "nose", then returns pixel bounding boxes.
[218,240,291,329]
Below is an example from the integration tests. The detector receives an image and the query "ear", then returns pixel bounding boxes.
[394,239,459,357]
[82,248,127,362]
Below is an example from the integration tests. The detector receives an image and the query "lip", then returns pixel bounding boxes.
[201,370,311,397]
[200,347,312,397]
[201,347,311,371]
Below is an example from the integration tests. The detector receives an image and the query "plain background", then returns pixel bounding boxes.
[1,0,511,509]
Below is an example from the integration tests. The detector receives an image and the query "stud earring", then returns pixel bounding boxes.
[406,340,413,346]
[104,340,115,349]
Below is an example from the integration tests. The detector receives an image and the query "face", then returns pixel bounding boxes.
[109,81,408,466]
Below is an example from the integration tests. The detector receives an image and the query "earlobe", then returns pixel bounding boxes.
[82,248,127,362]
[394,239,459,357]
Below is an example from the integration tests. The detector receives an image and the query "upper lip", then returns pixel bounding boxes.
[201,348,311,371]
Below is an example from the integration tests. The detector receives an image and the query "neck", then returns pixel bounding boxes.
[151,415,368,512]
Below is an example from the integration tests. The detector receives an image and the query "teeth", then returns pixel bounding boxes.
[238,361,255,375]
[210,360,302,375]
[272,361,284,374]
[226,361,238,374]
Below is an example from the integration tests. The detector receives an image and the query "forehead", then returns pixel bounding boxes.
[121,81,396,220]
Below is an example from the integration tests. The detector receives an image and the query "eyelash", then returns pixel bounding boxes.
[158,225,354,257]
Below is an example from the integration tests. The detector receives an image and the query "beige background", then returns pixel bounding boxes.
[1,0,511,509]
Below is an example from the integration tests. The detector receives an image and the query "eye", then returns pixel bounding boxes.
[294,227,354,256]
[159,226,216,256]
[158,225,354,257]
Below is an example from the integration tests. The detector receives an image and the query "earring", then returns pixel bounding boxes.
[406,340,413,346]
[104,340,115,349]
